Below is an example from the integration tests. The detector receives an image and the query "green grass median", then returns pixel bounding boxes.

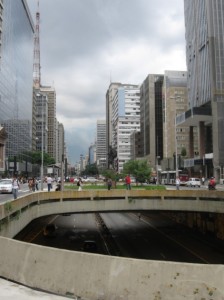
[64,183,166,191]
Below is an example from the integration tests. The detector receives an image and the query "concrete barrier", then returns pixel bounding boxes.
[1,190,224,238]
[0,236,223,299]
[1,190,224,299]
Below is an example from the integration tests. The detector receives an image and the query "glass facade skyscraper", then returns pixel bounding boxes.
[182,0,224,179]
[0,0,34,168]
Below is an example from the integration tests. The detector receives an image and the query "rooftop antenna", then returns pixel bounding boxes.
[33,0,41,88]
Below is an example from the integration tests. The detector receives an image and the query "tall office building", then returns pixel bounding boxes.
[140,74,163,169]
[96,120,106,169]
[106,82,123,168]
[35,91,48,154]
[89,143,96,165]
[0,0,34,173]
[181,0,224,178]
[57,122,65,164]
[162,71,199,159]
[112,85,140,172]
[40,86,57,161]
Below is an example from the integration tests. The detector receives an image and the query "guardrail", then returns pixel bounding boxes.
[1,189,224,239]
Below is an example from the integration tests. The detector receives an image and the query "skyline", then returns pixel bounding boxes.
[27,0,187,164]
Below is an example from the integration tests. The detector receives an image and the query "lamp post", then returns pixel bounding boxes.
[175,116,178,179]
[40,109,44,191]
[171,95,181,179]
[156,156,160,185]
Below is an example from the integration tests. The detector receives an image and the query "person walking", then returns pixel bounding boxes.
[35,178,39,191]
[175,176,180,190]
[77,178,83,191]
[107,178,112,190]
[46,175,53,192]
[201,177,205,185]
[125,174,131,190]
[12,175,20,199]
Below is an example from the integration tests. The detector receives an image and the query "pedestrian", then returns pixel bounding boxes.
[176,176,180,190]
[125,174,131,190]
[138,213,141,221]
[46,175,53,192]
[77,178,83,191]
[32,177,36,192]
[107,178,112,190]
[208,177,216,190]
[28,178,35,192]
[35,178,39,191]
[12,175,20,199]
[201,177,205,185]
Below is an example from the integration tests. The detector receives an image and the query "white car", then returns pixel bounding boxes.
[85,177,98,183]
[186,178,201,187]
[0,179,13,194]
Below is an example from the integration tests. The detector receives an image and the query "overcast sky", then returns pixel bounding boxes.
[27,0,187,165]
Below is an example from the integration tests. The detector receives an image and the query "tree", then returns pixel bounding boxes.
[82,163,99,176]
[25,151,55,166]
[122,159,151,184]
[102,169,118,181]
[181,147,187,157]
[108,146,117,169]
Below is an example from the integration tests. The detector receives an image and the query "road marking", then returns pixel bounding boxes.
[142,218,209,264]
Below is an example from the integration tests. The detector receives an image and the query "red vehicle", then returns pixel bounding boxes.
[179,174,189,185]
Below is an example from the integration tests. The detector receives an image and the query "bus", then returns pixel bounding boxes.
[160,171,189,185]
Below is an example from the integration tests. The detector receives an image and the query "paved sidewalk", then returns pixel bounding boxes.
[0,278,72,300]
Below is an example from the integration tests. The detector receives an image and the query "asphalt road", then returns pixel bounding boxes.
[14,212,224,264]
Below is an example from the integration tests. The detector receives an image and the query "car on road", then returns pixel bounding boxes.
[84,177,99,183]
[0,179,13,194]
[186,178,201,187]
[82,240,98,253]
[43,223,57,237]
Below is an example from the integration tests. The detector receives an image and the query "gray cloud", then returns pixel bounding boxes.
[27,0,186,164]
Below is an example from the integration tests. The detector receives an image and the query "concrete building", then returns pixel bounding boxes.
[162,70,199,173]
[57,122,65,164]
[96,120,106,170]
[0,126,7,174]
[106,82,124,168]
[112,84,140,172]
[179,0,224,179]
[0,0,34,174]
[140,74,163,170]
[89,143,96,165]
[130,131,141,160]
[35,91,48,155]
[40,86,57,161]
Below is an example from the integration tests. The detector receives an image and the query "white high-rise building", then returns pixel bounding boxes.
[112,85,140,172]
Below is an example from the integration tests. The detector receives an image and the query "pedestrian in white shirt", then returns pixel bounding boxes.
[46,175,53,192]
[176,177,180,190]
[12,175,20,199]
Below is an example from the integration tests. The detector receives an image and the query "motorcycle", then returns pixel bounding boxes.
[208,184,216,190]
[55,182,61,191]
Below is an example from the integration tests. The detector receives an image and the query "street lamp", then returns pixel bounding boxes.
[171,95,181,179]
[156,156,160,185]
[175,115,178,178]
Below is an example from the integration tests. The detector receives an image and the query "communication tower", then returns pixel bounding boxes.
[33,0,41,88]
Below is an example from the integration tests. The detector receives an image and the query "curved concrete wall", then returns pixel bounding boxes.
[1,190,224,238]
[0,236,223,299]
[0,190,224,299]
